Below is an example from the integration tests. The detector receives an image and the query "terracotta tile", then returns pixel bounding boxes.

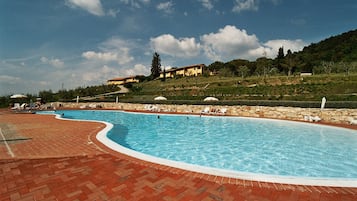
[0,110,356,201]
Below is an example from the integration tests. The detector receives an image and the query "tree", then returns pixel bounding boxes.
[207,61,224,74]
[255,57,273,77]
[339,61,351,76]
[281,49,298,76]
[237,65,249,78]
[38,90,56,102]
[276,47,285,60]
[275,47,285,72]
[162,67,166,82]
[219,67,234,77]
[151,52,161,79]
[321,61,334,74]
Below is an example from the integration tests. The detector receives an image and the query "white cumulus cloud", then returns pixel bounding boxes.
[66,0,105,16]
[264,39,307,55]
[82,38,134,65]
[232,0,259,13]
[201,25,261,61]
[150,34,201,58]
[148,25,306,62]
[200,25,306,61]
[82,50,133,65]
[122,64,150,76]
[82,51,118,62]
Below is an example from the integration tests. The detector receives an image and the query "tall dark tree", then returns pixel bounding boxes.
[162,67,166,82]
[276,47,285,59]
[281,49,300,76]
[151,52,161,79]
[275,47,285,72]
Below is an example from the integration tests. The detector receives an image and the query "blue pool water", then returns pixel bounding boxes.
[39,110,357,179]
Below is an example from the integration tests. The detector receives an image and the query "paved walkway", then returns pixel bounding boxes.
[0,110,356,200]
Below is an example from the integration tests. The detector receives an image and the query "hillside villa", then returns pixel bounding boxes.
[107,64,206,85]
[159,64,205,79]
[107,76,140,85]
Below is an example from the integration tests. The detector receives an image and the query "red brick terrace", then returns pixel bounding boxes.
[0,110,356,200]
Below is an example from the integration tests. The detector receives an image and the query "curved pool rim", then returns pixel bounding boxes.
[39,110,357,187]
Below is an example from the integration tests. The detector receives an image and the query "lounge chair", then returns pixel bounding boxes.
[219,107,228,115]
[347,117,357,125]
[88,104,97,109]
[201,107,210,114]
[11,103,21,110]
[311,116,321,122]
[304,115,321,122]
[151,105,159,112]
[19,103,26,110]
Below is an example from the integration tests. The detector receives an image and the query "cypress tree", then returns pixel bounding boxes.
[151,52,161,79]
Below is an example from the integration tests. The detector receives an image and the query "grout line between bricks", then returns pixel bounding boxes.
[0,128,15,157]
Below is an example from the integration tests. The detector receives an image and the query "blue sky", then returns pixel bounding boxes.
[1,0,356,95]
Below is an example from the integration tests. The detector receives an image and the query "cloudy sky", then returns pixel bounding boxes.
[1,0,356,95]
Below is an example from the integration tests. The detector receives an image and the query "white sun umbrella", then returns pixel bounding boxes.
[154,96,167,101]
[10,94,27,99]
[203,96,219,101]
[321,97,326,110]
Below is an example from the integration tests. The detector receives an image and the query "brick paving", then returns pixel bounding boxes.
[0,110,356,201]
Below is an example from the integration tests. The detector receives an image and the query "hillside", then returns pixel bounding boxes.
[296,29,357,66]
[125,73,357,103]
[203,29,357,78]
[121,29,357,103]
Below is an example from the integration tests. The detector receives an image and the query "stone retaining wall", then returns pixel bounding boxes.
[54,102,357,125]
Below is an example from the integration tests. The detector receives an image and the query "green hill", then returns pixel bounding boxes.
[205,29,357,76]
[291,29,357,75]
[123,29,357,104]
[297,29,357,65]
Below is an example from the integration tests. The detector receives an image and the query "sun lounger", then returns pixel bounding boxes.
[218,107,227,115]
[144,104,159,112]
[347,117,357,125]
[11,103,21,110]
[304,115,321,122]
[201,107,210,114]
[20,103,26,110]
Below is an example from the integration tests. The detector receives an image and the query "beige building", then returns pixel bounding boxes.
[107,76,140,85]
[160,64,205,79]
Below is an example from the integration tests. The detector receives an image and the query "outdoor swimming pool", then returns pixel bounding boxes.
[39,110,357,186]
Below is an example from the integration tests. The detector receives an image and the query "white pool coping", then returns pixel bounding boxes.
[39,111,357,188]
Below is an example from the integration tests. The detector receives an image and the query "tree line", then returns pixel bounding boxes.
[206,46,357,79]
